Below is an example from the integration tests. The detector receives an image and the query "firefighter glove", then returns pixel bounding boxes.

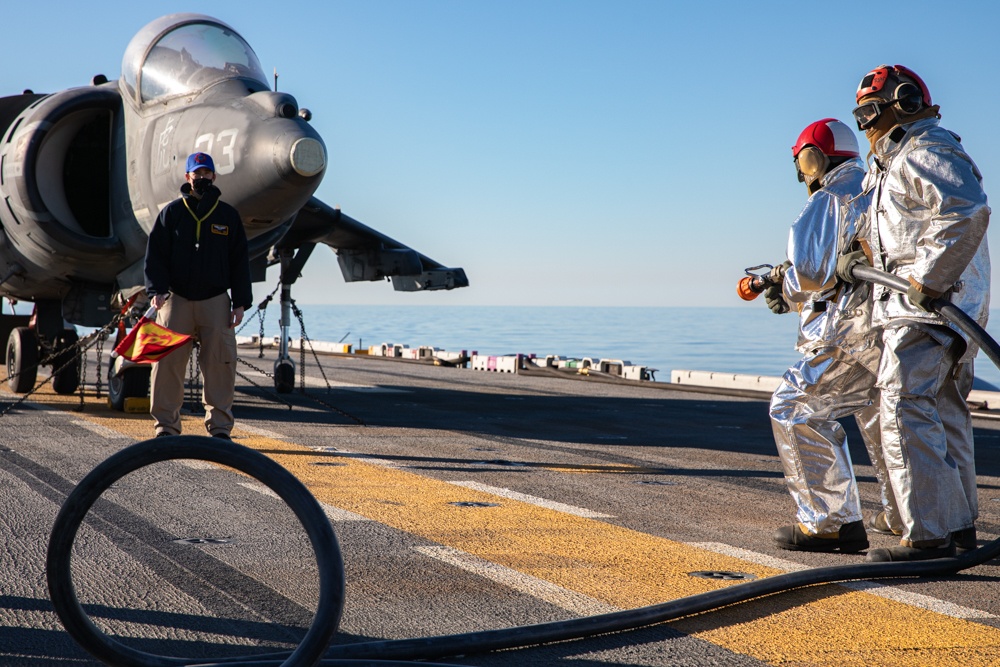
[836,249,870,284]
[906,283,937,312]
[764,284,790,314]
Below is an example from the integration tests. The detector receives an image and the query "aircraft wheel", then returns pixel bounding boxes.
[51,329,81,395]
[274,359,295,394]
[108,364,151,411]
[7,326,39,393]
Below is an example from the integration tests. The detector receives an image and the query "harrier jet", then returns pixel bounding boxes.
[0,13,468,407]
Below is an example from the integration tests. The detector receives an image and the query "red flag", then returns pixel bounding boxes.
[113,306,192,363]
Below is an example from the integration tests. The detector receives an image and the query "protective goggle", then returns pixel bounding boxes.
[852,98,896,131]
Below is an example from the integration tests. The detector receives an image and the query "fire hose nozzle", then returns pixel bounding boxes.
[737,264,781,301]
[737,275,767,301]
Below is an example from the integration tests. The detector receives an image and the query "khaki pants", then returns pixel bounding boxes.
[150,293,237,436]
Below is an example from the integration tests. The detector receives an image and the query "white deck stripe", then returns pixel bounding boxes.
[319,504,370,522]
[298,375,408,392]
[235,424,288,440]
[447,481,615,518]
[690,542,995,619]
[175,460,219,470]
[329,450,404,468]
[237,366,407,393]
[415,545,619,616]
[70,419,131,440]
[237,481,369,522]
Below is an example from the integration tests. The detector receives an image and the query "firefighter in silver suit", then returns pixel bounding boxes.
[839,65,989,562]
[767,118,896,553]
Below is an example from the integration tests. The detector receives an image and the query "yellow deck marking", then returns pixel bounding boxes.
[28,391,1000,667]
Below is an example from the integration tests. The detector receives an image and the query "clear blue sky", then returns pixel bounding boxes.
[4,1,998,307]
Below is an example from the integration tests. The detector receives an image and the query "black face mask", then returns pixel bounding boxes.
[192,177,213,196]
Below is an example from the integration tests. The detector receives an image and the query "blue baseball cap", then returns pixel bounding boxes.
[186,152,215,173]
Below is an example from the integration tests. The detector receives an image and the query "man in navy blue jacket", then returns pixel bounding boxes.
[144,152,252,440]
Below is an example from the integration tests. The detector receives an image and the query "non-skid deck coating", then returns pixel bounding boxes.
[3,349,1000,666]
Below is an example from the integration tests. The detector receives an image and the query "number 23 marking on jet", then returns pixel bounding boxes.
[194,129,238,174]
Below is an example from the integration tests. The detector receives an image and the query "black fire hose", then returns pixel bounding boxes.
[852,264,1000,368]
[47,265,1000,666]
[46,436,346,667]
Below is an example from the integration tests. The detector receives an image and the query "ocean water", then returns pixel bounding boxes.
[240,305,1000,388]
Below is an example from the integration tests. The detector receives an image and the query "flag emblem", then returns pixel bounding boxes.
[113,306,192,363]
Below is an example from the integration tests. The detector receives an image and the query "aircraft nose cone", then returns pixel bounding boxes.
[290,137,326,177]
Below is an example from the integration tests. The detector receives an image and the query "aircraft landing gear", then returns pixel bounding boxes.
[274,358,295,393]
[272,244,314,394]
[107,360,151,411]
[4,302,85,395]
[51,329,81,395]
[6,326,39,393]
[107,310,151,411]
[274,277,296,394]
[5,324,81,394]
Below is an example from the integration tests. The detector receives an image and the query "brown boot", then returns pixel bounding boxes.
[952,526,977,553]
[866,537,956,562]
[774,521,869,553]
[867,511,902,536]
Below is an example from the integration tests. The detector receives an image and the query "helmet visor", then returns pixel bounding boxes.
[853,100,891,131]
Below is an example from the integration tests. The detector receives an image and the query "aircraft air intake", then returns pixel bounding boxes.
[0,85,127,281]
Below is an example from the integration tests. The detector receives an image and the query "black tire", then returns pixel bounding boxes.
[107,365,151,411]
[6,326,38,393]
[274,358,295,393]
[51,329,81,395]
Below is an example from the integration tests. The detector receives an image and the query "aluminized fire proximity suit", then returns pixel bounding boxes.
[864,117,990,545]
[770,158,897,536]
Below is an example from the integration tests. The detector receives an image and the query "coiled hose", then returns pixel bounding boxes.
[47,266,1000,666]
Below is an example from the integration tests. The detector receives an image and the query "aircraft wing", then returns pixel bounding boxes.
[275,196,469,291]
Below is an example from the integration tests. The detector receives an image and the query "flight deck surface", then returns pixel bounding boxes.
[3,350,1000,666]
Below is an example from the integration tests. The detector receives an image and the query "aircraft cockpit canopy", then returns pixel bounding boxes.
[121,14,269,105]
